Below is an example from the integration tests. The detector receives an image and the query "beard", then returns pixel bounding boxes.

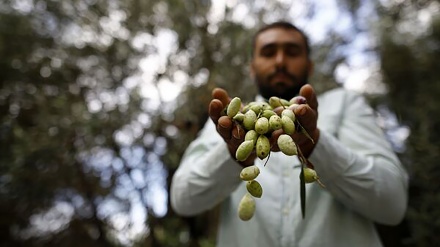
[255,67,309,101]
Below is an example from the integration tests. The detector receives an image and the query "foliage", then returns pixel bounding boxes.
[4,0,439,246]
[0,0,158,246]
[377,1,440,245]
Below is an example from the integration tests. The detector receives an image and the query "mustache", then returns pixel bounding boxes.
[267,68,297,82]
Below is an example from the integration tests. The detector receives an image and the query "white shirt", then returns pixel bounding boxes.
[170,87,409,247]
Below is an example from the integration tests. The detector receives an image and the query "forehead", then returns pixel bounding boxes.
[255,28,306,49]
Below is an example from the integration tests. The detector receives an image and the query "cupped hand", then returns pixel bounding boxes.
[271,84,320,159]
[209,88,256,166]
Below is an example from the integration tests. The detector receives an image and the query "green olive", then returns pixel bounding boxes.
[277,134,298,156]
[243,110,257,130]
[238,193,256,221]
[269,96,283,108]
[236,140,255,162]
[303,167,319,183]
[246,180,263,198]
[256,135,270,160]
[261,109,276,119]
[245,129,258,145]
[227,97,242,118]
[255,117,269,135]
[281,109,296,122]
[240,165,260,181]
[233,112,245,122]
[281,115,295,135]
[269,114,282,131]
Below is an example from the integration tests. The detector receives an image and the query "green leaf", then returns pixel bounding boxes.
[300,165,306,219]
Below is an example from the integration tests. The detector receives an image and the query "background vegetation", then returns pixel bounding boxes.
[1,0,439,246]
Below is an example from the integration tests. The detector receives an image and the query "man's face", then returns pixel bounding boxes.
[251,27,313,100]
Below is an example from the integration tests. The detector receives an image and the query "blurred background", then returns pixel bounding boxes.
[0,0,439,246]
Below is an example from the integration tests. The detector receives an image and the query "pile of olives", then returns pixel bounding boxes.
[224,96,323,221]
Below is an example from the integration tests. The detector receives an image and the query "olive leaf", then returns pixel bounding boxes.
[300,162,306,219]
[297,147,308,219]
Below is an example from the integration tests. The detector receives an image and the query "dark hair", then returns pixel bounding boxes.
[251,21,311,58]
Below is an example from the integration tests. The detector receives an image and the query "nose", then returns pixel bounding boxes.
[275,50,286,68]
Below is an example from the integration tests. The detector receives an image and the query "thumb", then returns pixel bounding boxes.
[299,84,318,110]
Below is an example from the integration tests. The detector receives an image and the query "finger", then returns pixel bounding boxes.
[293,104,318,135]
[307,161,315,169]
[271,128,283,141]
[230,124,246,147]
[242,152,257,167]
[291,117,319,147]
[273,106,284,116]
[293,104,308,117]
[217,116,232,140]
[299,84,318,110]
[233,149,257,167]
[209,99,224,124]
[291,132,303,142]
[212,88,230,107]
[270,129,284,152]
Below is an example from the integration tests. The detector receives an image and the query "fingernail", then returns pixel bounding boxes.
[219,122,227,128]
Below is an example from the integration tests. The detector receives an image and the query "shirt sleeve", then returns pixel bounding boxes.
[309,91,409,225]
[170,120,243,216]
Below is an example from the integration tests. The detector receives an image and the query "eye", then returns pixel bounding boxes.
[285,45,301,56]
[259,45,276,57]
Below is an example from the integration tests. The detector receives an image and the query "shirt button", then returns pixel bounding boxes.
[283,170,290,177]
[282,207,290,215]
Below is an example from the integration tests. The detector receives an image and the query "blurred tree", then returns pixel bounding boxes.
[376,1,440,246]
[1,0,398,247]
[0,0,153,246]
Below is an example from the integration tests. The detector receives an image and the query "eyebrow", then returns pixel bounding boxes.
[259,42,302,51]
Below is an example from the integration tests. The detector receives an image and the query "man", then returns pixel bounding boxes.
[170,21,409,247]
